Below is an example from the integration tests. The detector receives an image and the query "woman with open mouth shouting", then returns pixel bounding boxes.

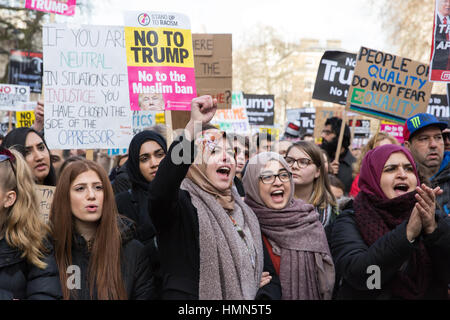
[147,95,281,300]
[330,144,450,299]
[242,152,335,300]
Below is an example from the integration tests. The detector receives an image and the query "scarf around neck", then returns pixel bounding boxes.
[181,178,263,300]
[242,152,335,300]
[355,144,432,299]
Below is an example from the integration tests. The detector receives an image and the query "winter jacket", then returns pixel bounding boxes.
[112,164,131,195]
[68,217,154,300]
[148,136,281,300]
[0,237,62,300]
[116,189,161,299]
[330,203,450,299]
[336,149,356,194]
[431,151,450,215]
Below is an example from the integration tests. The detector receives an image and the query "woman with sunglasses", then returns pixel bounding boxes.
[284,141,338,238]
[0,147,62,300]
[242,152,335,299]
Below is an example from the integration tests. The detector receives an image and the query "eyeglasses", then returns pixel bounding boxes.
[284,156,313,168]
[259,171,291,184]
[321,129,334,136]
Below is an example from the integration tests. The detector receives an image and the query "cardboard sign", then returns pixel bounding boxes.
[16,111,35,128]
[211,106,250,133]
[380,120,405,144]
[347,47,432,124]
[312,51,356,105]
[193,34,232,109]
[286,108,316,136]
[0,84,30,111]
[427,94,449,118]
[43,24,133,150]
[124,11,196,111]
[430,0,450,81]
[243,93,274,126]
[313,106,345,143]
[25,0,76,16]
[35,185,55,223]
[9,50,43,93]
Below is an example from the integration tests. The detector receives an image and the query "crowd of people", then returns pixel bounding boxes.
[0,96,449,300]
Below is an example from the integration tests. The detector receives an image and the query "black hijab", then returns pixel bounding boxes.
[1,127,57,186]
[126,130,167,191]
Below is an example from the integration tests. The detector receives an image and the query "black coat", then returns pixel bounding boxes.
[0,238,62,300]
[148,136,281,300]
[330,204,450,299]
[68,218,154,300]
[115,190,161,299]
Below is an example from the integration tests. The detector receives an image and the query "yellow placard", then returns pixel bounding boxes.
[16,111,35,128]
[125,27,194,68]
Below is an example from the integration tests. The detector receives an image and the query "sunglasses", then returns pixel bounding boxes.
[0,154,17,178]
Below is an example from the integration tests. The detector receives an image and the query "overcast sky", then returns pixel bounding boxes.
[57,0,393,54]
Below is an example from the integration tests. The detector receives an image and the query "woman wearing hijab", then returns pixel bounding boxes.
[331,144,450,299]
[115,130,167,299]
[147,96,281,300]
[1,127,57,186]
[242,152,335,300]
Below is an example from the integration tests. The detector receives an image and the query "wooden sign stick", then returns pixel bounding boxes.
[334,111,347,163]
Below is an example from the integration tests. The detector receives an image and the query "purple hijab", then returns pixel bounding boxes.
[358,144,420,199]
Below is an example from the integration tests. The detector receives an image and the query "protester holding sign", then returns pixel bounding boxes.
[320,117,355,193]
[2,127,57,186]
[0,147,62,300]
[147,95,280,299]
[50,159,153,300]
[115,130,167,299]
[331,144,450,299]
[242,152,334,300]
[285,141,338,239]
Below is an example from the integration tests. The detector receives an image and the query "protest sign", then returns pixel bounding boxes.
[35,185,55,223]
[259,127,280,140]
[427,94,449,118]
[9,50,43,93]
[0,84,30,111]
[312,51,356,105]
[286,108,315,136]
[43,23,133,150]
[430,0,450,81]
[243,93,274,126]
[124,11,196,111]
[25,0,76,16]
[313,106,345,143]
[232,91,244,107]
[193,34,232,109]
[347,47,432,124]
[133,110,165,134]
[16,111,35,128]
[380,120,405,144]
[211,106,250,133]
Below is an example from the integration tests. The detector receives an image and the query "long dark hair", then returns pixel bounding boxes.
[1,127,57,186]
[50,159,127,300]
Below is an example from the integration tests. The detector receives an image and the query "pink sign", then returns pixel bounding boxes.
[380,121,405,144]
[127,66,196,111]
[25,0,76,16]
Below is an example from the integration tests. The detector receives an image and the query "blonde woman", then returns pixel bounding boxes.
[349,132,398,198]
[285,141,337,239]
[0,147,62,300]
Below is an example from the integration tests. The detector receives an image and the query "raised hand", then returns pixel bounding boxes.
[415,184,442,234]
[185,95,217,140]
[406,204,422,242]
